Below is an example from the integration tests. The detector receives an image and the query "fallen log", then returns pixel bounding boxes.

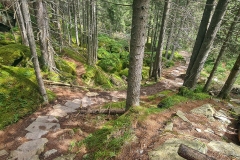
[178,144,215,160]
[78,108,126,115]
[43,80,88,90]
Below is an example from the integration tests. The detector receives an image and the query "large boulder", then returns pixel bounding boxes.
[148,138,207,160]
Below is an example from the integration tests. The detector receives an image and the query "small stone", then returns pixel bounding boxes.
[86,92,99,97]
[230,98,240,104]
[233,106,240,115]
[72,99,82,104]
[139,150,144,154]
[164,122,173,131]
[196,128,202,132]
[0,149,8,156]
[226,103,234,109]
[65,115,70,119]
[214,110,231,124]
[176,110,191,123]
[204,128,214,134]
[44,149,57,159]
[212,98,220,103]
[53,154,76,160]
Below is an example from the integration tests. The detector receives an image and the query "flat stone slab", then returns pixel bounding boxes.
[81,96,92,108]
[72,99,82,104]
[53,104,76,113]
[25,130,49,140]
[208,141,240,158]
[35,115,59,123]
[25,121,60,132]
[0,149,8,156]
[64,101,80,109]
[176,110,191,123]
[149,138,207,160]
[9,138,48,160]
[214,110,231,124]
[191,104,216,118]
[44,149,58,159]
[53,154,76,160]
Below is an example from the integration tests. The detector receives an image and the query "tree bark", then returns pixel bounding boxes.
[74,0,80,46]
[87,0,97,66]
[20,0,48,103]
[184,0,215,87]
[14,1,29,46]
[184,0,229,89]
[203,7,240,91]
[152,0,171,81]
[126,0,150,110]
[33,0,56,72]
[178,144,216,160]
[218,53,240,99]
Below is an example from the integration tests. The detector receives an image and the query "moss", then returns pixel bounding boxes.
[119,68,129,77]
[178,86,210,100]
[158,95,188,108]
[110,74,126,87]
[95,68,112,88]
[60,47,86,63]
[0,44,31,66]
[98,53,123,73]
[0,65,55,129]
[102,101,125,109]
[142,66,150,79]
[55,56,76,75]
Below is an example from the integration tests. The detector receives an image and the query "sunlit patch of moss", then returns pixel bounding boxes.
[95,68,112,88]
[148,90,173,100]
[142,66,149,79]
[60,47,86,63]
[102,101,125,109]
[0,44,31,66]
[0,65,55,129]
[158,95,188,108]
[119,68,128,77]
[178,86,210,100]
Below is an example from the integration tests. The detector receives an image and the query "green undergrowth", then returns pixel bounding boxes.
[102,101,125,109]
[0,44,31,66]
[158,86,210,108]
[82,65,126,89]
[74,105,163,159]
[59,47,86,63]
[0,65,55,129]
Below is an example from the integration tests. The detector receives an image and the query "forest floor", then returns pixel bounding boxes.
[0,51,240,160]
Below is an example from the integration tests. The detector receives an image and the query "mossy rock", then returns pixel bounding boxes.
[95,69,112,88]
[0,44,31,66]
[98,54,122,73]
[55,57,76,76]
[0,65,55,129]
[110,74,126,87]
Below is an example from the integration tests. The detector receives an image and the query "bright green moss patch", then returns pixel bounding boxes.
[0,44,31,66]
[0,65,55,129]
[60,47,86,63]
[102,101,125,109]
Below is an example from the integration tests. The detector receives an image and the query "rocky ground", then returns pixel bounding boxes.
[0,51,240,160]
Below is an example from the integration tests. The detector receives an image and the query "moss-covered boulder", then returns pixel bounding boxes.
[0,44,31,66]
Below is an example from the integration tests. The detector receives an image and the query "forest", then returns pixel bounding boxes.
[0,0,240,159]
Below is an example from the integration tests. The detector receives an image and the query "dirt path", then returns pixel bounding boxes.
[0,51,239,160]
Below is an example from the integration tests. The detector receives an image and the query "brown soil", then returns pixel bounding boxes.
[0,51,239,160]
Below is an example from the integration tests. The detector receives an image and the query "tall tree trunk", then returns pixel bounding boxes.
[184,0,215,86]
[152,0,171,81]
[183,0,229,89]
[14,1,29,46]
[20,0,48,103]
[54,0,63,52]
[149,6,161,78]
[87,0,97,65]
[165,0,178,59]
[203,7,240,92]
[33,0,56,72]
[218,53,240,99]
[74,0,80,46]
[126,0,150,110]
